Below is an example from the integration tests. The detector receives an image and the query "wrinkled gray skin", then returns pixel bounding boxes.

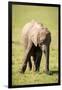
[21,20,51,74]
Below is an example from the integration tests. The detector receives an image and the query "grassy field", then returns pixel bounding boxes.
[12,5,59,86]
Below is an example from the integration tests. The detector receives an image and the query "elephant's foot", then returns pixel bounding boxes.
[35,68,39,72]
[20,69,25,73]
[46,71,52,75]
[20,65,27,73]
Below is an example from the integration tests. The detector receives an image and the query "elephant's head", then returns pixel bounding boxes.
[31,27,51,47]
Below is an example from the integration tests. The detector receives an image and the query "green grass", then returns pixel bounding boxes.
[12,5,59,86]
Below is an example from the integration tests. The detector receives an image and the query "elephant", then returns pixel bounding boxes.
[20,20,51,74]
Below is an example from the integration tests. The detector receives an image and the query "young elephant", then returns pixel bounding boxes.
[20,20,51,74]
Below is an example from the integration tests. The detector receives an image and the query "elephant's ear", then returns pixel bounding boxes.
[31,30,38,47]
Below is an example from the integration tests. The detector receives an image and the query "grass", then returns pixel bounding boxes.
[12,5,59,86]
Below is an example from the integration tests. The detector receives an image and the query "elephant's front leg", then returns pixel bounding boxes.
[21,55,29,73]
[21,42,32,73]
[28,58,32,70]
[36,51,42,72]
[44,45,50,74]
[34,51,42,72]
